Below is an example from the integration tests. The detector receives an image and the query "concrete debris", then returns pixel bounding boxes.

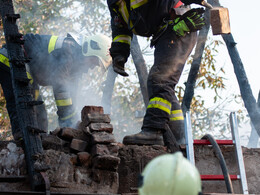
[0,142,26,176]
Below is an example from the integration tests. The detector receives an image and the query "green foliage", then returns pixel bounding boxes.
[0,87,12,140]
[177,38,247,139]
[14,0,110,35]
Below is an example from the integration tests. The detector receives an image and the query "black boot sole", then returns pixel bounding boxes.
[123,137,164,146]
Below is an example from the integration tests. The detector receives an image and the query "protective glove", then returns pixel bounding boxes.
[181,0,203,5]
[173,8,205,37]
[112,55,129,77]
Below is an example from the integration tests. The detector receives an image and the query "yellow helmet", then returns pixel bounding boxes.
[82,34,112,70]
[68,33,112,70]
[138,152,202,195]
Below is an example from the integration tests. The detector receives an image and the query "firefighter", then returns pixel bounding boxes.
[0,33,112,140]
[138,152,202,195]
[107,0,206,146]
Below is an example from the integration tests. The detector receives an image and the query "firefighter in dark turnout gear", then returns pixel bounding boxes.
[0,33,112,140]
[107,0,205,145]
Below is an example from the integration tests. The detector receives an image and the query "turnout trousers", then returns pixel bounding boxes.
[142,29,197,143]
[0,69,21,136]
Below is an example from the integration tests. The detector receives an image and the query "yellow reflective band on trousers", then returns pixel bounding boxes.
[34,90,40,100]
[116,0,136,34]
[147,97,171,115]
[113,35,131,45]
[60,111,77,121]
[170,110,184,121]
[55,98,73,107]
[48,36,58,54]
[0,54,10,67]
[130,0,148,9]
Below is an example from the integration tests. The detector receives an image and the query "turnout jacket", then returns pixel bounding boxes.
[107,0,182,60]
[0,33,86,128]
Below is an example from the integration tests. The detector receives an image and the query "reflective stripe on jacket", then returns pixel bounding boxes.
[0,47,33,83]
[108,0,181,59]
[48,36,65,53]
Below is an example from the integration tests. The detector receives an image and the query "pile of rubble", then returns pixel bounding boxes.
[0,105,167,194]
[1,105,260,194]
[37,106,120,193]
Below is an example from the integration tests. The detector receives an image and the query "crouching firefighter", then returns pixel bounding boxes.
[0,33,112,140]
[107,0,206,147]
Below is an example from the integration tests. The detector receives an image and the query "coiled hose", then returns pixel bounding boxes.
[201,134,234,193]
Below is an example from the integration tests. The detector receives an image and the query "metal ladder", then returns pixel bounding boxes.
[184,111,249,194]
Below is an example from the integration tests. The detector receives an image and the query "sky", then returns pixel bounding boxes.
[217,0,260,98]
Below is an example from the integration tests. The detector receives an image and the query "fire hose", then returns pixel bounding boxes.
[201,134,234,193]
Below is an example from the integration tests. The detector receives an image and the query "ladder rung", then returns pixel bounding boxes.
[194,140,234,145]
[201,175,239,180]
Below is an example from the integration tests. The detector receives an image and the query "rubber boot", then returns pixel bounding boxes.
[123,128,164,146]
[168,120,186,145]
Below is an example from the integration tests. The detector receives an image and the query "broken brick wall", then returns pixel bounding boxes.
[0,106,120,194]
[0,106,259,194]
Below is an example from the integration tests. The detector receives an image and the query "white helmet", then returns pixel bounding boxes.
[68,33,112,70]
[138,152,202,195]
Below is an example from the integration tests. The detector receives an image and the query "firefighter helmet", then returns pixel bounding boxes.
[138,152,202,195]
[67,33,112,70]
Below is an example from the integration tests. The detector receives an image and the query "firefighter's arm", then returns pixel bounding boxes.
[109,7,133,76]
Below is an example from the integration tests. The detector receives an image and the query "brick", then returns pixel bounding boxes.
[82,114,111,126]
[41,134,69,153]
[92,155,120,171]
[89,123,113,133]
[210,7,231,35]
[70,139,88,152]
[91,144,119,157]
[50,127,61,136]
[81,106,104,121]
[78,122,85,131]
[60,127,75,140]
[82,126,91,135]
[77,152,91,167]
[60,127,89,141]
[91,132,116,145]
[70,155,78,165]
